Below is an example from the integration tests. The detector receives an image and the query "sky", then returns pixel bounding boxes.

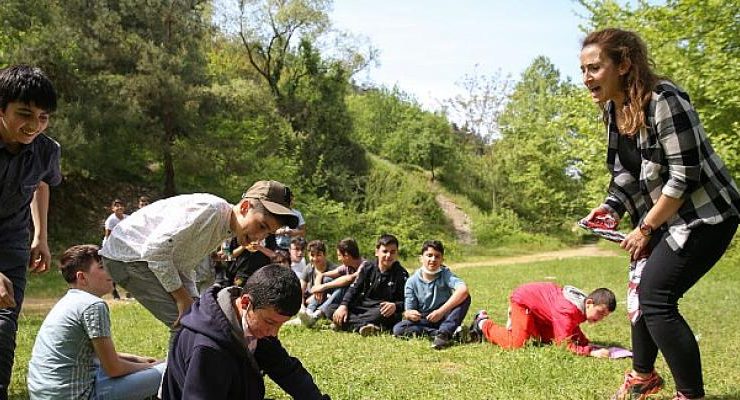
[330,0,593,110]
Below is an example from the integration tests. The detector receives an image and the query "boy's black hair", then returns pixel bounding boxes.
[587,288,617,312]
[111,198,125,208]
[247,199,295,230]
[307,240,326,255]
[271,249,290,266]
[244,264,302,316]
[376,234,399,249]
[420,239,444,255]
[290,236,306,250]
[336,238,360,259]
[59,245,101,284]
[0,64,57,112]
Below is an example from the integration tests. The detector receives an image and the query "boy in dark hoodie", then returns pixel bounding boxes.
[162,264,330,400]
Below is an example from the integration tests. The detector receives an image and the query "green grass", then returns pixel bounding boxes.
[11,255,740,399]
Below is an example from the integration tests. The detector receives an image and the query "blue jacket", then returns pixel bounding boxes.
[162,286,328,399]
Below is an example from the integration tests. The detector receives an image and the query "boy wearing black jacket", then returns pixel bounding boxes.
[332,234,408,335]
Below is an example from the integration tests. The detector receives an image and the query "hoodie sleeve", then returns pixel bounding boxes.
[340,264,369,307]
[256,337,327,399]
[181,346,234,399]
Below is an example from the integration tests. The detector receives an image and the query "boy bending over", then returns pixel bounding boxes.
[470,282,615,357]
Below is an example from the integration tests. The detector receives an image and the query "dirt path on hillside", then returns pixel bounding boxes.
[435,193,475,245]
[452,244,620,269]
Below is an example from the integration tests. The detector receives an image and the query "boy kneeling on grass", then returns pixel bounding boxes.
[28,245,164,400]
[392,240,470,350]
[470,282,615,358]
[162,264,330,400]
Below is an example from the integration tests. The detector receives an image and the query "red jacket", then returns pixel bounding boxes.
[511,282,592,355]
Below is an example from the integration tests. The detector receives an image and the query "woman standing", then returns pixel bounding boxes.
[579,28,740,400]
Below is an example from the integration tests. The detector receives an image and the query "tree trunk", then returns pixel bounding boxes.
[162,110,177,197]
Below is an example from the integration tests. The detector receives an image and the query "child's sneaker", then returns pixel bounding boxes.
[578,213,625,243]
[452,325,468,343]
[358,323,381,336]
[671,392,701,400]
[298,309,319,328]
[611,370,664,400]
[431,332,451,350]
[468,310,489,343]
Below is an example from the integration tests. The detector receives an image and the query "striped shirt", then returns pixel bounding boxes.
[603,81,740,250]
[28,289,112,399]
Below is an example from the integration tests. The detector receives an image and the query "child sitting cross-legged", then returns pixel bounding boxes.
[392,240,470,349]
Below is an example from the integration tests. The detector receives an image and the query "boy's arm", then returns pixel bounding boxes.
[29,182,51,273]
[403,279,420,320]
[427,283,469,323]
[0,272,15,308]
[552,315,592,356]
[91,337,157,377]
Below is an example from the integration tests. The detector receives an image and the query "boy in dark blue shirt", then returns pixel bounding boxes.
[0,64,61,399]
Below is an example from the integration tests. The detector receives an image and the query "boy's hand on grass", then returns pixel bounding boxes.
[379,302,396,317]
[0,272,16,308]
[333,305,348,325]
[590,348,610,358]
[404,310,421,322]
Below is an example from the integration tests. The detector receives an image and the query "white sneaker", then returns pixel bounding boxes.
[358,323,381,336]
[284,317,303,326]
[298,309,319,327]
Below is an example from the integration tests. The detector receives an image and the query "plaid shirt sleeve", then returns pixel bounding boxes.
[653,89,702,199]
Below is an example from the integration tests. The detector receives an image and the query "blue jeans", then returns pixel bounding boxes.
[392,295,471,337]
[93,362,166,400]
[0,264,26,400]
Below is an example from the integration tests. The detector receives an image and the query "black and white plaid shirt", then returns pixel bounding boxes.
[602,81,740,250]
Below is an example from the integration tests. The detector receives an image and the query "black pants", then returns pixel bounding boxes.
[0,264,26,400]
[632,218,738,399]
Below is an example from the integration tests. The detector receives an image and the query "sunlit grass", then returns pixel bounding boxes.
[11,255,740,399]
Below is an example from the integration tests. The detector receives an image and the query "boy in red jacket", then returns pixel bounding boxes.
[470,282,615,357]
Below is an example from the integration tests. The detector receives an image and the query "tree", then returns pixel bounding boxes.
[441,67,514,145]
[0,0,213,196]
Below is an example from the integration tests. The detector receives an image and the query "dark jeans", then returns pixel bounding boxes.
[392,295,471,337]
[632,218,738,399]
[338,300,403,332]
[0,264,26,400]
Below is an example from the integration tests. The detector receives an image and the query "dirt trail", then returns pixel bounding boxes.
[435,193,475,245]
[452,244,620,269]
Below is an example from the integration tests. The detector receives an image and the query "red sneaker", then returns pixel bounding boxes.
[611,370,664,400]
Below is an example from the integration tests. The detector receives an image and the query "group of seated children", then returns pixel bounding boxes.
[26,179,617,399]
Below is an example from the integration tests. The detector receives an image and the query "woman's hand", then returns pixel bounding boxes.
[621,227,651,260]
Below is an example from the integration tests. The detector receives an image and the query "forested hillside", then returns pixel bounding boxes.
[1,0,737,258]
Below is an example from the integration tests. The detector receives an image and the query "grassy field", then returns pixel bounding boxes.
[10,254,740,399]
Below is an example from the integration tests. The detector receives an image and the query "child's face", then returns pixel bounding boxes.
[80,259,114,297]
[289,244,304,263]
[376,244,398,269]
[585,302,611,323]
[420,247,443,272]
[0,101,51,146]
[336,250,351,266]
[112,203,125,216]
[309,251,326,268]
[235,206,282,247]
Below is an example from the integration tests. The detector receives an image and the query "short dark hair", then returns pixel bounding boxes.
[111,199,125,208]
[290,237,306,250]
[271,249,290,266]
[420,240,444,255]
[588,288,617,312]
[138,195,151,203]
[307,240,326,255]
[376,234,399,249]
[247,199,295,230]
[0,64,57,112]
[336,238,360,259]
[59,245,101,284]
[244,264,302,316]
